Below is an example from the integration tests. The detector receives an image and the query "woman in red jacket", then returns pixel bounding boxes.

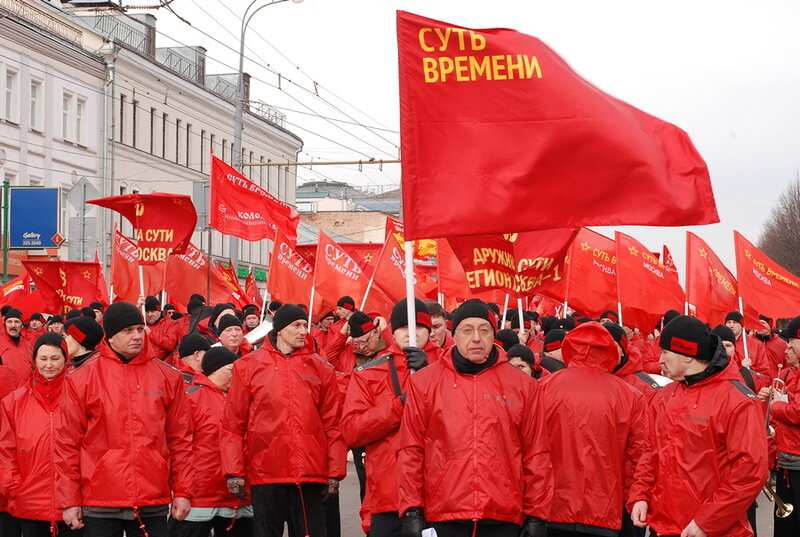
[0,333,80,537]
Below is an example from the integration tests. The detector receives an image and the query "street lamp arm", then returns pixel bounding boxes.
[241,0,289,37]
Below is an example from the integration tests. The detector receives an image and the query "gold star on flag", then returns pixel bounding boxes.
[628,245,639,257]
[745,249,752,259]
[580,242,591,252]
[33,267,43,275]
[362,253,374,264]
[564,256,571,264]
[699,248,708,259]
[83,270,92,280]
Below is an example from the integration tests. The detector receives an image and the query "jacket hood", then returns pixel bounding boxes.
[562,322,620,372]
[615,339,644,376]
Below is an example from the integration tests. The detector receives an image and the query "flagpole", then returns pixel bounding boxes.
[361,238,389,311]
[617,301,623,328]
[260,288,269,323]
[405,240,417,348]
[738,296,750,363]
[308,286,315,325]
[501,293,510,327]
[517,298,525,342]
[138,265,146,317]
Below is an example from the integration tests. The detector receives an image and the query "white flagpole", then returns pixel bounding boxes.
[308,286,315,325]
[517,297,525,341]
[501,293,510,327]
[405,241,417,347]
[138,264,146,317]
[739,296,750,362]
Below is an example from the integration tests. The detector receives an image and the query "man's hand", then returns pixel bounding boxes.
[227,476,247,499]
[630,501,648,528]
[341,322,350,336]
[741,357,753,368]
[401,507,425,537]
[757,386,772,400]
[519,515,547,537]
[403,347,428,371]
[375,316,388,332]
[322,478,339,502]
[681,519,707,537]
[63,506,84,530]
[171,497,191,521]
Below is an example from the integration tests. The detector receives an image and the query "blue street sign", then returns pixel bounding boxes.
[8,187,61,249]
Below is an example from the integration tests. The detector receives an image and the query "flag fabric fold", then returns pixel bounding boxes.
[22,260,106,312]
[734,231,800,319]
[267,231,314,306]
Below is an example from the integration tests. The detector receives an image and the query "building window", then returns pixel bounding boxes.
[210,134,216,158]
[118,94,126,143]
[76,99,86,146]
[200,130,206,173]
[186,123,191,167]
[222,138,227,161]
[30,81,42,131]
[29,175,43,186]
[175,119,182,163]
[259,156,265,184]
[62,93,71,140]
[162,113,168,158]
[131,100,138,149]
[4,70,18,123]
[150,108,156,154]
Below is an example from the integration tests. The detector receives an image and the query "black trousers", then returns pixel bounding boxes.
[351,447,367,502]
[0,512,21,537]
[19,518,83,537]
[369,511,402,537]
[323,493,340,537]
[775,468,800,537]
[251,483,326,537]
[168,516,253,537]
[83,515,168,537]
[429,520,520,537]
[618,508,645,537]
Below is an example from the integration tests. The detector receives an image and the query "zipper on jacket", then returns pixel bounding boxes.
[125,365,140,507]
[472,375,478,519]
[49,411,56,528]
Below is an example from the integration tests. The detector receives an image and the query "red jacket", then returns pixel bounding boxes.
[0,330,33,387]
[641,336,661,374]
[341,337,445,516]
[735,334,770,377]
[540,322,648,532]
[771,365,800,457]
[220,334,346,485]
[615,336,664,402]
[148,315,183,360]
[628,348,768,537]
[185,375,249,508]
[0,370,67,522]
[55,339,194,509]
[398,347,553,524]
[759,334,787,379]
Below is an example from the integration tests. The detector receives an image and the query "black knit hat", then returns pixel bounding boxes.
[273,304,307,334]
[348,311,376,338]
[33,332,68,360]
[201,347,237,377]
[660,315,712,361]
[89,301,105,311]
[48,315,64,325]
[507,344,535,366]
[759,314,774,330]
[725,311,744,325]
[190,293,206,304]
[663,309,681,325]
[495,329,520,351]
[243,305,260,318]
[187,298,204,314]
[319,310,336,321]
[4,308,22,321]
[603,322,627,345]
[144,296,161,312]
[64,317,103,350]
[103,302,145,340]
[337,296,356,311]
[178,333,211,358]
[65,309,82,320]
[163,304,176,312]
[30,313,45,322]
[554,317,575,331]
[785,316,800,340]
[600,310,619,323]
[268,300,282,312]
[390,298,431,332]
[487,302,500,316]
[711,324,736,344]
[451,300,496,332]
[543,329,567,353]
[218,314,243,333]
[209,303,234,328]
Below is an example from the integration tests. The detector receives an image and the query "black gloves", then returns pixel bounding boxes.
[226,476,246,499]
[520,516,547,537]
[403,346,428,371]
[402,507,426,537]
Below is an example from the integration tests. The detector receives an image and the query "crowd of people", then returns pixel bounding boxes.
[0,291,796,537]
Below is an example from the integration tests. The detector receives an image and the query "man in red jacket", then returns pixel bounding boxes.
[56,301,194,537]
[398,300,552,537]
[755,315,787,378]
[541,322,648,537]
[145,296,182,360]
[629,316,768,537]
[725,311,771,377]
[221,304,346,537]
[0,308,33,387]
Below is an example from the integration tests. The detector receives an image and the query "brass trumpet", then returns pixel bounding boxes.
[764,482,794,518]
[765,364,786,439]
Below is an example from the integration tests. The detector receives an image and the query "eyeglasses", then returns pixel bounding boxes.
[351,330,376,348]
[455,327,493,338]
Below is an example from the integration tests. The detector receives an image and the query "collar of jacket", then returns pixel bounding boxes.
[451,345,499,375]
[682,335,729,387]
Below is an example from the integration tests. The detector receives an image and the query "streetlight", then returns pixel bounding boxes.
[230,0,302,271]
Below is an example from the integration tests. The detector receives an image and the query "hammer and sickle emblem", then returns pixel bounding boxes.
[135,203,145,217]
[59,268,67,288]
[503,233,518,243]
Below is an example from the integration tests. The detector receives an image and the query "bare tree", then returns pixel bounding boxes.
[759,173,800,277]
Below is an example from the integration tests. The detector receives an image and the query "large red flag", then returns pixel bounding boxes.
[397,11,718,240]
[111,230,165,302]
[210,155,300,243]
[312,232,367,319]
[213,262,249,309]
[163,242,236,307]
[436,238,470,301]
[267,230,314,306]
[0,274,53,316]
[296,243,382,278]
[686,232,738,325]
[734,231,800,319]
[615,232,685,332]
[22,260,106,312]
[89,193,197,264]
[245,267,262,306]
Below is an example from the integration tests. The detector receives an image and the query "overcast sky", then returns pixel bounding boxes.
[152,0,800,277]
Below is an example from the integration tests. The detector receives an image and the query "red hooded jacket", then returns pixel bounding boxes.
[55,339,195,509]
[540,322,648,533]
[614,334,664,402]
[0,369,67,522]
[341,336,445,517]
[771,365,800,457]
[398,347,553,524]
[220,334,347,484]
[627,343,768,537]
[148,314,183,360]
[185,374,249,508]
[0,328,33,387]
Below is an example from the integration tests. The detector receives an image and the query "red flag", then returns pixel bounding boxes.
[734,231,800,319]
[686,232,738,325]
[0,274,29,309]
[111,230,165,302]
[313,232,367,317]
[89,193,197,264]
[267,230,314,305]
[397,11,718,240]
[213,262,249,309]
[385,216,438,265]
[296,243,382,278]
[245,267,262,306]
[436,238,470,300]
[615,232,685,332]
[22,260,106,312]
[94,253,110,307]
[210,155,300,243]
[164,242,224,306]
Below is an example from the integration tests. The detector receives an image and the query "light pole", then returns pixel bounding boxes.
[230,0,302,272]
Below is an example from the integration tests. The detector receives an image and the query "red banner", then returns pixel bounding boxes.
[245,267,262,307]
[615,232,685,332]
[111,230,165,302]
[267,230,314,306]
[734,231,800,319]
[163,243,243,308]
[210,155,300,243]
[90,193,197,264]
[22,260,106,312]
[436,238,470,301]
[312,232,367,320]
[297,243,382,279]
[385,216,438,266]
[397,11,718,240]
[685,232,738,326]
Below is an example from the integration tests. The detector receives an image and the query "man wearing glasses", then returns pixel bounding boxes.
[398,300,553,537]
